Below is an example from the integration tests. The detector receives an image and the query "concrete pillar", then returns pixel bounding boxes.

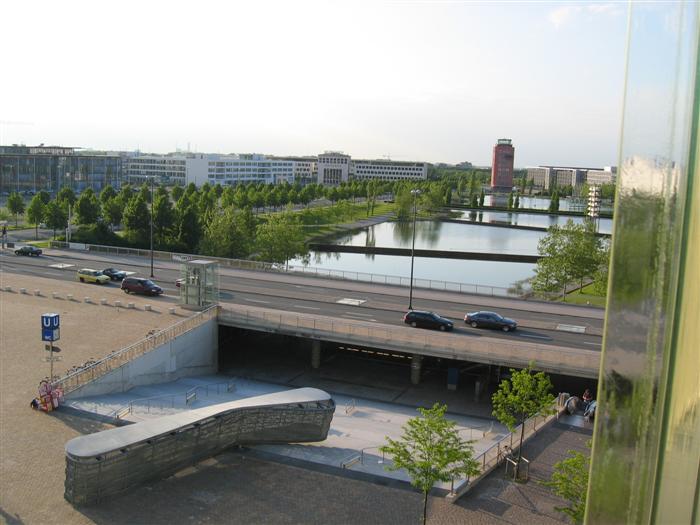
[474,380,482,402]
[447,367,458,391]
[410,354,423,385]
[311,340,321,369]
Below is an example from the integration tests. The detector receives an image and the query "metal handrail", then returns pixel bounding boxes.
[53,306,219,394]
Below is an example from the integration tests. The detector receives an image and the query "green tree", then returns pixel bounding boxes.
[6,191,25,226]
[118,183,134,204]
[74,190,101,225]
[492,364,556,478]
[200,206,255,259]
[37,190,51,205]
[479,189,485,207]
[44,201,68,240]
[527,178,535,195]
[56,186,77,208]
[507,192,514,209]
[175,203,201,253]
[542,444,591,524]
[26,194,45,239]
[531,224,574,298]
[395,187,414,221]
[99,184,117,204]
[122,195,150,244]
[592,242,610,296]
[380,403,480,525]
[514,194,520,209]
[255,210,305,270]
[171,185,184,202]
[468,171,478,196]
[549,191,560,212]
[102,197,123,231]
[153,193,175,246]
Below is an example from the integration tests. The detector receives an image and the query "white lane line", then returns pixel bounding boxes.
[583,342,602,346]
[556,324,587,333]
[243,298,270,304]
[337,298,366,306]
[295,305,321,310]
[519,333,551,340]
[342,314,378,322]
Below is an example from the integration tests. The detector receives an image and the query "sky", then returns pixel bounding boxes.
[0,1,628,167]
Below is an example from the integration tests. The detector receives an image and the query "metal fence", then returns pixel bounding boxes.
[49,241,554,299]
[217,305,601,378]
[53,306,219,395]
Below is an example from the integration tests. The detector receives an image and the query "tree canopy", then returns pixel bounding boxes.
[380,403,480,525]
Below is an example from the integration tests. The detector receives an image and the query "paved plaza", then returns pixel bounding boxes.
[0,268,590,524]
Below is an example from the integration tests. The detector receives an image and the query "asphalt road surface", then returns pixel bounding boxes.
[0,248,604,351]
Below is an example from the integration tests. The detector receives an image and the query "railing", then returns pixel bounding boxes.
[217,305,601,378]
[48,241,555,300]
[53,306,219,395]
[449,405,563,499]
[108,379,237,419]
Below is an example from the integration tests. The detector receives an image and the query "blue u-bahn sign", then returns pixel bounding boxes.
[41,313,60,342]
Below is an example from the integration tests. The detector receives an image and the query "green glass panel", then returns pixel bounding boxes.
[586,2,700,524]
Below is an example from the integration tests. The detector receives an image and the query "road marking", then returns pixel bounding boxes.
[556,324,587,334]
[584,342,602,346]
[519,334,551,340]
[342,314,377,322]
[49,263,74,269]
[336,298,366,306]
[243,298,270,304]
[295,305,321,310]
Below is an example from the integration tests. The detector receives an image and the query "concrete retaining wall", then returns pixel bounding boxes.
[67,319,218,399]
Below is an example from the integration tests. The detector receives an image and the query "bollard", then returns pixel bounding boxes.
[127,302,135,309]
[168,307,176,314]
[100,298,107,305]
[84,297,91,304]
[20,288,27,294]
[144,304,152,311]
[67,294,73,301]
[34,289,41,296]
[114,301,121,308]
[4,286,11,292]
[52,292,59,299]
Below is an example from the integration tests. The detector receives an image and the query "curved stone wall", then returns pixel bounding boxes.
[65,388,335,505]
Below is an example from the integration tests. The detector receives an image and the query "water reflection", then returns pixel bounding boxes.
[456,209,613,234]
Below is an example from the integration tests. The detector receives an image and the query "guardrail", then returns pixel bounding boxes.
[53,306,219,395]
[48,241,557,300]
[217,305,601,378]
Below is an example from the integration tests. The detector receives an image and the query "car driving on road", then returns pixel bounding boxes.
[121,277,163,296]
[403,310,454,331]
[14,245,42,257]
[76,268,111,285]
[464,311,517,332]
[102,268,127,281]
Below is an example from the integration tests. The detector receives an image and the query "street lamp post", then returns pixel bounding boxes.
[150,176,155,278]
[408,188,421,310]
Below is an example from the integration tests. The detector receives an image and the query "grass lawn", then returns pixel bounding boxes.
[563,283,607,307]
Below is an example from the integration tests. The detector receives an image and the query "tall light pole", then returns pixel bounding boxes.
[150,176,155,278]
[408,188,421,310]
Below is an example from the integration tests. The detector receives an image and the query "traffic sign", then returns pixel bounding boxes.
[44,345,61,353]
[41,313,60,342]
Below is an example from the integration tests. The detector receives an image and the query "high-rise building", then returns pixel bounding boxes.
[490,138,514,191]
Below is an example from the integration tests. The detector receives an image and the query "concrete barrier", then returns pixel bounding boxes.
[34,289,41,296]
[4,286,12,292]
[144,305,152,311]
[169,307,176,314]
[114,301,121,308]
[100,298,107,305]
[84,297,91,304]
[127,303,135,309]
[52,292,60,299]
[67,294,73,301]
[20,288,27,294]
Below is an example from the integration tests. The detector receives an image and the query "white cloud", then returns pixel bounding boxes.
[548,3,624,29]
[548,5,582,29]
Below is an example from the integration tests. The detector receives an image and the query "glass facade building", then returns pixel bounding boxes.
[0,145,122,194]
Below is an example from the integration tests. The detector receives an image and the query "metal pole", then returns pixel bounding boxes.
[49,341,54,382]
[150,176,154,278]
[408,189,419,310]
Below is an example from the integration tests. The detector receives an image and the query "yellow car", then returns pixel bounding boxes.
[76,268,111,285]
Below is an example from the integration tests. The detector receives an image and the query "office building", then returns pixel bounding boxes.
[186,153,296,187]
[526,165,617,190]
[351,159,427,182]
[0,145,122,194]
[125,153,188,186]
[317,152,351,185]
[490,139,515,191]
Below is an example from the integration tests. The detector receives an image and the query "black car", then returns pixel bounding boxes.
[14,246,42,257]
[464,311,517,332]
[121,277,163,296]
[403,310,454,331]
[103,267,127,281]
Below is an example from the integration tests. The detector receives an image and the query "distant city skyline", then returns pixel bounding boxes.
[0,1,627,167]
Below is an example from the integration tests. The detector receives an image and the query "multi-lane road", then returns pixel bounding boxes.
[0,247,604,351]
